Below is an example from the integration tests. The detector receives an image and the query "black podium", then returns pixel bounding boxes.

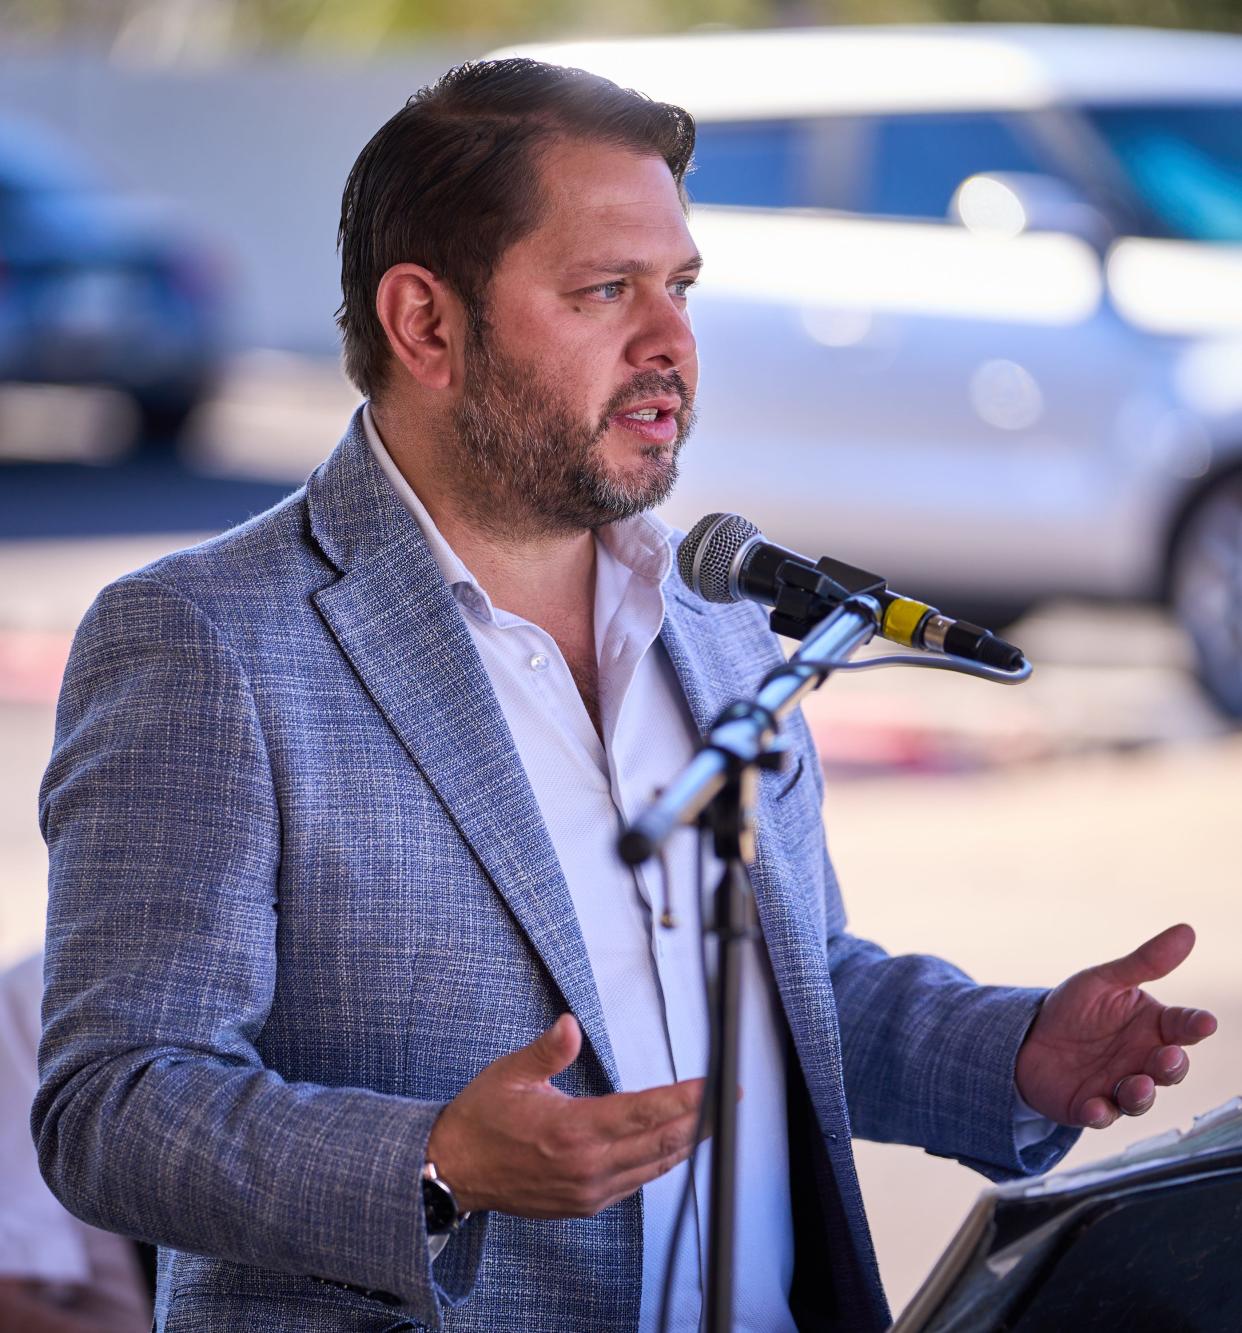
[894,1098,1242,1333]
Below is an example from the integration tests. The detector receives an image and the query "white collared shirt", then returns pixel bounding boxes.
[364,405,797,1332]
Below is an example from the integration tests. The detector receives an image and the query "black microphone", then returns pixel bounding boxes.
[677,512,1025,672]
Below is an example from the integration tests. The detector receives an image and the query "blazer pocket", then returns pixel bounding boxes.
[165,1284,420,1333]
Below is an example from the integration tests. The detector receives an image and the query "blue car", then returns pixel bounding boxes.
[0,116,227,447]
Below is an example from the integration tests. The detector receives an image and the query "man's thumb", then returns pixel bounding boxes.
[1099,922,1196,988]
[514,1014,582,1081]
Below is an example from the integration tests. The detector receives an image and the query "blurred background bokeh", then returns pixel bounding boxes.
[1,0,1239,1318]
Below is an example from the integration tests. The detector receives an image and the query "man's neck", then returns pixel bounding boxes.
[371,401,597,630]
[437,508,597,633]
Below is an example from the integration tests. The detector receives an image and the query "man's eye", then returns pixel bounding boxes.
[671,278,698,298]
[590,281,626,300]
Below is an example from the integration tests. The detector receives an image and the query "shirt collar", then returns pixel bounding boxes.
[361,401,675,607]
[361,402,478,595]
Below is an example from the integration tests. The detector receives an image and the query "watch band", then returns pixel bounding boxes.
[420,1160,468,1237]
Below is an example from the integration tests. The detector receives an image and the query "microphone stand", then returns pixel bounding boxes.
[700,778,757,1333]
[621,593,884,1333]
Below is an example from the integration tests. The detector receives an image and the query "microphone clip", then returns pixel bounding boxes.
[768,557,886,641]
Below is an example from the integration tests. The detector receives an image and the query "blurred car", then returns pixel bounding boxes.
[496,26,1242,715]
[0,116,227,447]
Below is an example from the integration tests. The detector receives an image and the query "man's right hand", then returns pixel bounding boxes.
[424,1014,705,1219]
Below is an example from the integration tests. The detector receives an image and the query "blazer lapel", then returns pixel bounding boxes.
[659,583,738,738]
[306,412,621,1091]
[660,583,837,1027]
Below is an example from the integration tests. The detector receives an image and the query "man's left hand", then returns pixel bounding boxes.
[1015,922,1218,1130]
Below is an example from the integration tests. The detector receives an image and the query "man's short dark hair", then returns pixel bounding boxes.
[334,58,692,399]
[335,58,696,402]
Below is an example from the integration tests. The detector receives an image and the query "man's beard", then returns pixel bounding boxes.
[449,327,696,539]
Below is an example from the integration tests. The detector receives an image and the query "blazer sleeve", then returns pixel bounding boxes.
[826,923,1079,1182]
[800,760,1079,1182]
[34,575,486,1327]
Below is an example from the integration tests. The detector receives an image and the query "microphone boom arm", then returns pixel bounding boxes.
[618,595,882,866]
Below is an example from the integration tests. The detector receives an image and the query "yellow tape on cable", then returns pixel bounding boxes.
[881,598,933,648]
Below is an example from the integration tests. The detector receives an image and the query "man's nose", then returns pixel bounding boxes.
[628,290,696,376]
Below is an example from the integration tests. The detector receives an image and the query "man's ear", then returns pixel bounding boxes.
[375,263,463,392]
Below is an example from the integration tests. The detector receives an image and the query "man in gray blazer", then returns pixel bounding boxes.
[36,59,1217,1332]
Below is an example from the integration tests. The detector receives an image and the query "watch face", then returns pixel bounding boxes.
[422,1175,459,1236]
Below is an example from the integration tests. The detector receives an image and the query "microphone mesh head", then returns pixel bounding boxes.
[677,512,761,603]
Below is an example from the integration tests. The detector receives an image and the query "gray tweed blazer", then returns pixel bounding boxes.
[35,408,1076,1331]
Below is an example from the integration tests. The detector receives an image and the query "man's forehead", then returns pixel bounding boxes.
[537,136,678,201]
[522,139,695,269]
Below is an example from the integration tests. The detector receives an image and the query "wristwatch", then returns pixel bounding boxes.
[421,1160,467,1236]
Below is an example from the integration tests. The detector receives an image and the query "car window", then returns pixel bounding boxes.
[688,120,806,208]
[691,116,874,211]
[857,112,1048,219]
[688,112,1049,220]
[1083,102,1242,243]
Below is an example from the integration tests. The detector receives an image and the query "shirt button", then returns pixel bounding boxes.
[529,653,549,672]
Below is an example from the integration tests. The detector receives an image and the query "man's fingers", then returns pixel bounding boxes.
[1146,1044,1189,1086]
[1079,1095,1120,1130]
[591,1078,705,1138]
[1159,1005,1218,1046]
[604,1107,703,1176]
[1081,1055,1188,1126]
[597,1128,701,1209]
[1097,922,1196,989]
[1079,1071,1159,1127]
[547,1108,706,1219]
[1113,1073,1156,1116]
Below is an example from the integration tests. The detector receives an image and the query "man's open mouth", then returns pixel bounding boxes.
[610,403,681,444]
